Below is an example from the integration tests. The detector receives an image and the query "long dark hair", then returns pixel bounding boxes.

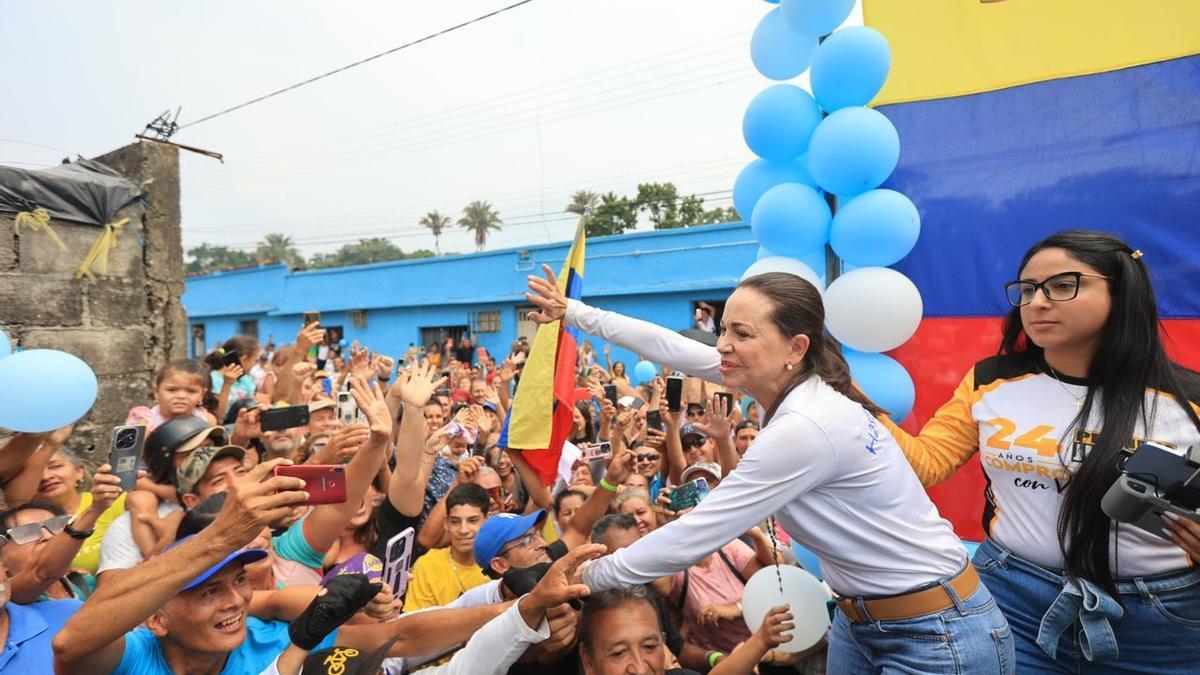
[738,272,885,421]
[999,230,1200,596]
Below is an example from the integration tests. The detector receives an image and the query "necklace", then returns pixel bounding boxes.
[1044,364,1086,410]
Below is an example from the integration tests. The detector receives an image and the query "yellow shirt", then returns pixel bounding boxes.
[70,491,128,574]
[403,546,487,611]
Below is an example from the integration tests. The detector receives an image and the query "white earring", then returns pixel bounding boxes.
[785,363,794,371]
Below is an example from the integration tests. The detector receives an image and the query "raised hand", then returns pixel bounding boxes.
[296,321,325,351]
[397,361,448,407]
[498,359,516,384]
[752,604,795,654]
[207,458,309,550]
[520,544,606,628]
[219,363,245,384]
[292,361,316,379]
[232,406,263,441]
[348,348,372,381]
[525,264,568,324]
[319,424,370,464]
[89,464,123,512]
[604,434,635,484]
[695,393,734,440]
[349,376,392,438]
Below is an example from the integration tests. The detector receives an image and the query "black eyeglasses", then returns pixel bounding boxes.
[634,453,660,463]
[683,438,707,449]
[1004,272,1111,307]
[5,514,72,545]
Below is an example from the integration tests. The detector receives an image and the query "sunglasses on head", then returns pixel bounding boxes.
[635,453,660,463]
[5,514,72,546]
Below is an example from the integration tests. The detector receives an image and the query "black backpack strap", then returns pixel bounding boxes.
[717,547,747,585]
[677,569,690,611]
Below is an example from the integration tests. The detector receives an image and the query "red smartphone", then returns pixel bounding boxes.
[273,465,347,505]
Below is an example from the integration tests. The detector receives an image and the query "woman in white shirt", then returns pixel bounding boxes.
[525,267,1014,674]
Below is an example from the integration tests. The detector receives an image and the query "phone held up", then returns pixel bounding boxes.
[668,477,711,512]
[260,404,310,432]
[665,376,684,413]
[646,410,663,432]
[302,310,321,327]
[336,391,359,427]
[581,441,613,462]
[109,425,146,491]
[715,391,734,414]
[273,464,347,505]
[604,384,619,406]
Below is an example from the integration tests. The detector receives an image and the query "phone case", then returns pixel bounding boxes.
[109,425,145,492]
[668,478,710,512]
[666,377,684,412]
[260,405,310,431]
[274,465,347,504]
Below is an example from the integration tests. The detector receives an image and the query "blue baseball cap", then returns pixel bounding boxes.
[473,509,547,569]
[167,535,269,591]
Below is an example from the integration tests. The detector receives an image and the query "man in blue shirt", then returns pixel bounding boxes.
[0,556,80,673]
[52,459,509,675]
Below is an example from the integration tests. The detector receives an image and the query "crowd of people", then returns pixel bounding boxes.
[0,228,1197,674]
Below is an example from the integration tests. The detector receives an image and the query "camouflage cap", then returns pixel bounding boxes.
[174,445,246,495]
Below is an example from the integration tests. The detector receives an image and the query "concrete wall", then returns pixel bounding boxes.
[0,141,186,459]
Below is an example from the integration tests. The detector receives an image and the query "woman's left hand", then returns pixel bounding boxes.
[1163,512,1200,559]
[89,464,124,512]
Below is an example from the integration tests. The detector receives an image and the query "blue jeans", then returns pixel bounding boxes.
[826,570,1014,674]
[974,537,1200,673]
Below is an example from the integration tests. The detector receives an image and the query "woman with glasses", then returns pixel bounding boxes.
[881,230,1200,673]
[526,265,1012,674]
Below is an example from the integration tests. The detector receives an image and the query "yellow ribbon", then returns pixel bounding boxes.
[13,208,67,251]
[75,217,131,280]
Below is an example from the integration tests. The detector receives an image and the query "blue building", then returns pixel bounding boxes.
[182,222,761,369]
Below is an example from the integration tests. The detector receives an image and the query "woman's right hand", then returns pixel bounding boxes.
[751,604,795,652]
[525,264,568,324]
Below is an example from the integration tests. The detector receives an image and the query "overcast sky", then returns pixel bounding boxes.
[2,0,860,257]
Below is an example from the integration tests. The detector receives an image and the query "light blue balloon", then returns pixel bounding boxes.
[732,157,816,221]
[633,360,657,385]
[843,349,914,423]
[757,247,828,284]
[790,540,823,578]
[743,85,822,161]
[0,329,11,359]
[780,0,856,37]
[338,338,348,348]
[751,9,819,81]
[751,183,831,258]
[811,27,891,111]
[830,189,920,267]
[0,349,98,432]
[807,107,900,197]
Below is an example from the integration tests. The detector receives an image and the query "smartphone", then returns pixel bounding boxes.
[646,410,663,432]
[630,398,646,411]
[581,442,613,462]
[384,527,416,598]
[716,391,734,414]
[109,425,145,491]
[668,477,711,512]
[260,405,310,431]
[604,384,619,406]
[273,464,347,505]
[435,387,451,399]
[666,376,684,413]
[221,349,241,369]
[302,310,321,327]
[336,391,358,427]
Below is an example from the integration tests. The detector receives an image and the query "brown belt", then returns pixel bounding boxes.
[835,563,980,624]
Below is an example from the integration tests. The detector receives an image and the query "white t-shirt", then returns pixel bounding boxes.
[97,502,183,575]
[567,299,966,597]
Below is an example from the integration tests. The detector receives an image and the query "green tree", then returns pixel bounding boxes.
[566,190,600,218]
[458,201,503,253]
[185,244,256,274]
[635,182,683,229]
[255,233,303,268]
[418,210,451,255]
[585,192,639,237]
[307,237,409,269]
[701,205,741,224]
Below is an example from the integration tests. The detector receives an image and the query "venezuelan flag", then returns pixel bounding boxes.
[863,0,1200,538]
[498,221,586,484]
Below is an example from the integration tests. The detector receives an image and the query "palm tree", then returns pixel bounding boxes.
[255,233,302,268]
[418,210,451,256]
[566,190,600,218]
[458,201,503,253]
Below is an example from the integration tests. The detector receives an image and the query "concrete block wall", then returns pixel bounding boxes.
[0,141,186,462]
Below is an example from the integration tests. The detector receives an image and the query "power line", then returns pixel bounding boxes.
[0,137,74,156]
[178,0,538,131]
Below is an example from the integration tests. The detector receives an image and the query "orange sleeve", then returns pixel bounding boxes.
[881,368,981,487]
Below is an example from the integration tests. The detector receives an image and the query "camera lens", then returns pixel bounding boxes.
[115,428,137,450]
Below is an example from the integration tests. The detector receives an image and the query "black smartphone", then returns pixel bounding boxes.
[646,410,663,432]
[604,384,619,406]
[716,391,734,414]
[302,310,321,327]
[666,376,684,413]
[435,387,451,399]
[109,425,145,491]
[260,405,311,432]
[221,349,241,369]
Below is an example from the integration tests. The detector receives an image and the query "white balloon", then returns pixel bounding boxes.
[824,267,923,352]
[740,256,823,291]
[742,565,831,653]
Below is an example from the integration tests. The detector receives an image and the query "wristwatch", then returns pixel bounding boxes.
[64,516,94,540]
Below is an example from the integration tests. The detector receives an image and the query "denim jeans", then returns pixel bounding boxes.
[826,570,1014,674]
[974,537,1200,673]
